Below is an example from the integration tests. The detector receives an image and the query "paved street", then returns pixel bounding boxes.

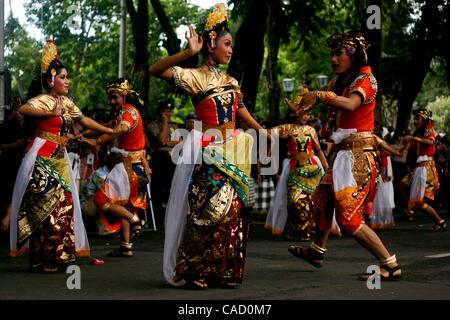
[1,210,449,301]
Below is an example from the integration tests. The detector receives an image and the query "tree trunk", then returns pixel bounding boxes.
[149,0,179,55]
[365,0,382,123]
[227,0,269,112]
[126,0,150,108]
[394,0,444,135]
[149,0,198,68]
[265,0,282,125]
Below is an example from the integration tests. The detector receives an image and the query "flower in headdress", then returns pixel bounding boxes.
[204,3,228,32]
[41,39,58,74]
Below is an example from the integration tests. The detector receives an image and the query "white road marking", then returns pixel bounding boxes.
[425,253,450,258]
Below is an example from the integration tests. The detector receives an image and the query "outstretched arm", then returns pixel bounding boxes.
[237,107,264,131]
[149,25,203,81]
[402,134,434,146]
[290,91,363,116]
[376,136,407,157]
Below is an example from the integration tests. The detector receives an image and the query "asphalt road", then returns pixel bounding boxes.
[1,210,449,302]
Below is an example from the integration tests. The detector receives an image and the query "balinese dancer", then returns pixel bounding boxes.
[370,129,407,229]
[285,32,402,280]
[149,3,267,289]
[400,109,446,230]
[84,78,151,257]
[9,40,117,272]
[265,110,328,241]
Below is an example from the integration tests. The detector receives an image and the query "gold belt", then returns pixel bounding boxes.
[203,121,236,139]
[337,132,376,152]
[36,130,69,148]
[126,150,147,163]
[122,149,152,175]
[289,152,313,164]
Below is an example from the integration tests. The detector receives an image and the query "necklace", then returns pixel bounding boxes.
[205,60,221,78]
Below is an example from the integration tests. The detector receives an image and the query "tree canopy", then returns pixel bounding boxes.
[3,0,449,130]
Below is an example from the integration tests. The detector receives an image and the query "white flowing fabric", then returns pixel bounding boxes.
[330,128,357,144]
[409,165,427,203]
[103,162,131,202]
[64,150,90,253]
[313,155,325,176]
[332,150,357,193]
[265,159,290,234]
[163,129,202,286]
[371,175,395,227]
[10,138,45,254]
[10,137,90,255]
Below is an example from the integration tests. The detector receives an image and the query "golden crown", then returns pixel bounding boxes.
[204,3,228,32]
[40,39,58,74]
[106,79,133,96]
[412,108,432,120]
[327,32,368,51]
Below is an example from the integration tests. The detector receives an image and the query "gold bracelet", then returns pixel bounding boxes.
[108,128,114,134]
[316,91,337,104]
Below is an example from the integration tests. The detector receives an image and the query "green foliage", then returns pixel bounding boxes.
[4,16,41,99]
[426,95,450,136]
[5,0,449,128]
[255,0,360,123]
[416,58,449,108]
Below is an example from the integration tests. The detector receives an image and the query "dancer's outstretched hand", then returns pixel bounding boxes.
[185,25,203,57]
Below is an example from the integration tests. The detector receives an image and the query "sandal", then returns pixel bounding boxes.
[359,264,402,281]
[288,245,324,268]
[31,263,63,273]
[129,213,145,243]
[182,278,208,290]
[431,220,447,232]
[107,242,133,257]
[380,264,402,281]
[219,280,240,289]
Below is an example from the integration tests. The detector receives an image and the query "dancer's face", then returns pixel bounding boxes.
[108,91,125,109]
[331,48,353,75]
[413,115,425,128]
[210,32,233,65]
[298,111,312,125]
[50,68,70,95]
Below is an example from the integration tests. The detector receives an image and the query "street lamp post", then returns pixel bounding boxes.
[316,75,329,90]
[282,78,295,98]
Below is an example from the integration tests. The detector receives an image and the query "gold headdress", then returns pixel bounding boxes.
[412,108,432,120]
[40,39,59,86]
[41,40,58,74]
[327,32,369,63]
[106,78,144,107]
[204,3,229,48]
[106,79,133,96]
